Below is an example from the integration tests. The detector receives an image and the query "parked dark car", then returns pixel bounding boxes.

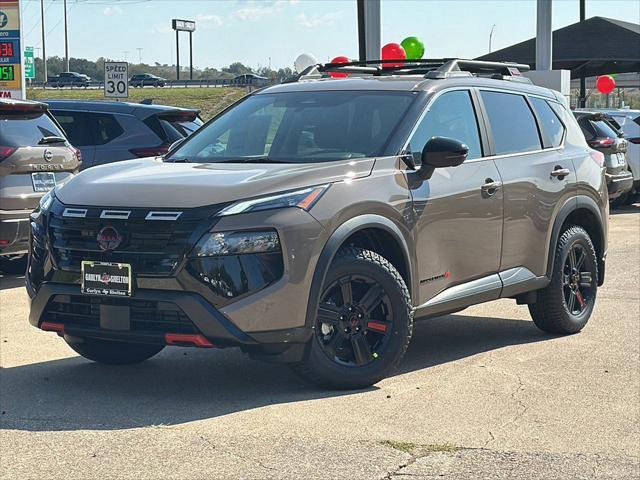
[233,74,269,87]
[130,74,166,88]
[47,72,90,88]
[573,111,633,202]
[46,100,203,169]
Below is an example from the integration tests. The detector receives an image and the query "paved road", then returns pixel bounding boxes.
[1,206,638,479]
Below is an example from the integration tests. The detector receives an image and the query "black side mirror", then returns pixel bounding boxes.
[419,136,469,179]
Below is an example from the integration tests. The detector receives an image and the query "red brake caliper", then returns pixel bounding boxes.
[575,290,585,308]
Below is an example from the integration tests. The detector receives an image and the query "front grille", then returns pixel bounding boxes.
[44,295,199,334]
[48,201,220,276]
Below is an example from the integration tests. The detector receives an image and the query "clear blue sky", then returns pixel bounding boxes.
[19,0,640,70]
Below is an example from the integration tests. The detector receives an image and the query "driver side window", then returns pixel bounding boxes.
[408,90,483,165]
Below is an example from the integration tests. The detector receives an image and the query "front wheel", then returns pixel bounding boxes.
[66,337,164,365]
[292,248,413,390]
[528,225,598,334]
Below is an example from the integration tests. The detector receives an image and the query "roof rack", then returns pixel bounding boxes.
[289,58,531,83]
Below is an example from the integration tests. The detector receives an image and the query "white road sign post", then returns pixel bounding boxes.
[104,61,128,98]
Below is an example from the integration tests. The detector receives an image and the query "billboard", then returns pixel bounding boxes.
[0,0,24,98]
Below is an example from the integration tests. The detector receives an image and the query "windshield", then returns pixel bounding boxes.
[167,91,416,163]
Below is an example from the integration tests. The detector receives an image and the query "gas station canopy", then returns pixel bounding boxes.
[478,16,640,78]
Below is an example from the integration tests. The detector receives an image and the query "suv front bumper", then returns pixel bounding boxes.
[606,170,633,199]
[27,279,312,350]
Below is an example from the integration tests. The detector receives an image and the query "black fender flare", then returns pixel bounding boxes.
[304,214,414,329]
[546,195,606,284]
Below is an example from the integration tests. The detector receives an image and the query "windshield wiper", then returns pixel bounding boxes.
[215,157,291,164]
[38,136,67,145]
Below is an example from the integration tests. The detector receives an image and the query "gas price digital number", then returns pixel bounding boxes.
[0,65,15,81]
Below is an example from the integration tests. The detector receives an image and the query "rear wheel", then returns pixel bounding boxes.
[292,248,413,390]
[66,337,164,365]
[529,226,598,334]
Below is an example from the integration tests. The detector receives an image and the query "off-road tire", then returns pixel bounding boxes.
[292,248,413,390]
[66,338,164,365]
[528,226,598,334]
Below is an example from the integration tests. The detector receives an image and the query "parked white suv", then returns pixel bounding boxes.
[589,109,640,205]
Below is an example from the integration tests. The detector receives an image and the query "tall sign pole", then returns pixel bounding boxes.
[189,31,193,80]
[0,0,25,98]
[175,28,179,79]
[172,19,195,81]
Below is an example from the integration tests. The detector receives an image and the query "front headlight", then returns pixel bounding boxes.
[192,230,280,257]
[217,185,329,217]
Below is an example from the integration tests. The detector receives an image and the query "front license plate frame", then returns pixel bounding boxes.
[81,261,132,297]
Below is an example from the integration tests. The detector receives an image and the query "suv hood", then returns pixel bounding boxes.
[55,157,375,208]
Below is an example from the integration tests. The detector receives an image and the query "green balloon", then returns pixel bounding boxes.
[401,36,425,60]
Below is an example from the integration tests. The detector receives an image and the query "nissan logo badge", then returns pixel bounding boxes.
[97,226,122,252]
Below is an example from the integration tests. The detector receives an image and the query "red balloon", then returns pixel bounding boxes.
[381,43,406,68]
[596,75,616,94]
[329,56,350,78]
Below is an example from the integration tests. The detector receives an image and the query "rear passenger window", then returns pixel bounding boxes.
[481,91,541,155]
[92,113,124,145]
[52,111,93,146]
[530,98,565,148]
[409,90,482,164]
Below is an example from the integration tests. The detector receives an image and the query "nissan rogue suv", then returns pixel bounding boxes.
[27,59,608,389]
[1,98,80,272]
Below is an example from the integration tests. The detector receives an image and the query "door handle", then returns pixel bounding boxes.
[550,166,571,178]
[481,179,502,196]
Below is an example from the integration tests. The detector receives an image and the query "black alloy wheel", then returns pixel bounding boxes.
[562,243,594,316]
[315,274,393,367]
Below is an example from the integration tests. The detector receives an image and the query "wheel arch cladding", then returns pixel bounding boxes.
[304,215,414,329]
[548,196,606,286]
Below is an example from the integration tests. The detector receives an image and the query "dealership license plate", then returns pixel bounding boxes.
[31,172,56,192]
[81,261,132,297]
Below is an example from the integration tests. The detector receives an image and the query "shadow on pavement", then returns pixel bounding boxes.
[0,273,26,291]
[0,313,549,433]
[609,202,639,215]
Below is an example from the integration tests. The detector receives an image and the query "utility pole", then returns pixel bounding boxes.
[122,51,129,62]
[40,0,47,85]
[137,47,143,64]
[489,24,496,53]
[63,0,69,71]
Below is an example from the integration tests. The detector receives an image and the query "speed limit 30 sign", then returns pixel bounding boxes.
[104,62,128,98]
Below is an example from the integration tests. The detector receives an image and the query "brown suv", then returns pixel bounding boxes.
[27,60,608,389]
[1,99,80,271]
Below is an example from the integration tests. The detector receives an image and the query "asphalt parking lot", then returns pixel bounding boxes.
[0,205,638,480]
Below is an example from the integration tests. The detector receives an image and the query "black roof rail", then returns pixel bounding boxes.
[425,59,530,79]
[293,58,531,82]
